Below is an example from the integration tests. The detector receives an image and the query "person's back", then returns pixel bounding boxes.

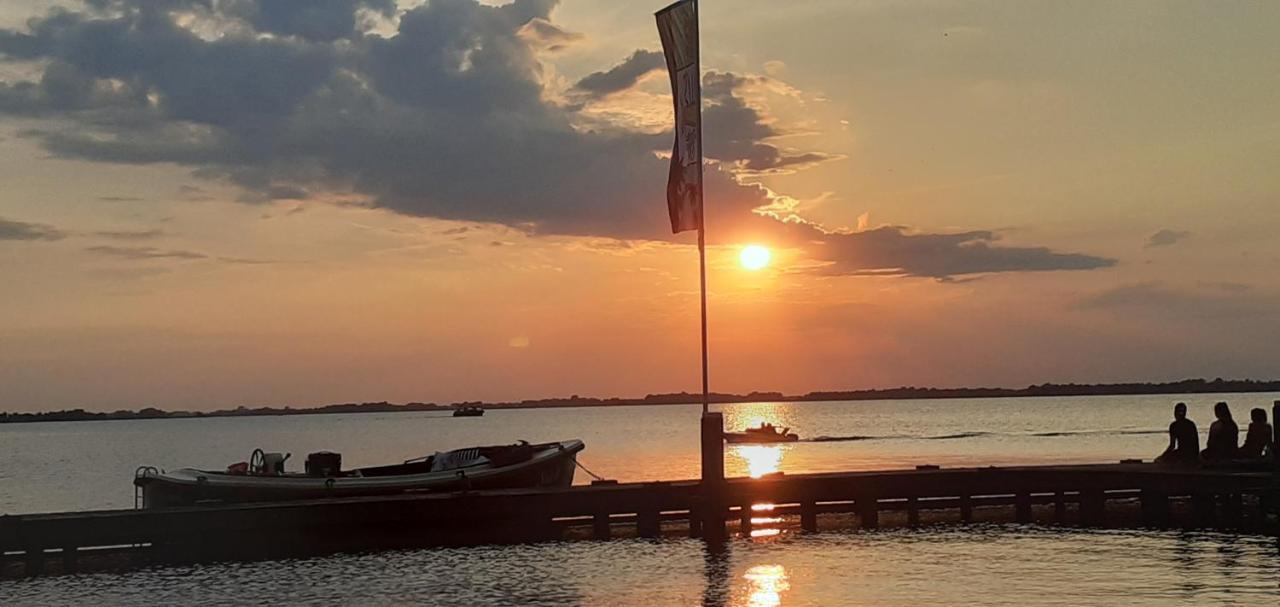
[1240,408,1272,459]
[1157,402,1199,465]
[1169,417,1199,463]
[1202,402,1239,462]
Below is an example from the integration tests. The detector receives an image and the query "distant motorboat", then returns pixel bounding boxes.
[453,406,485,417]
[724,424,799,444]
[134,439,584,509]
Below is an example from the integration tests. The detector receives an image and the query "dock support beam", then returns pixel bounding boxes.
[1053,492,1067,524]
[1081,490,1105,526]
[801,502,818,532]
[1141,490,1169,528]
[959,495,972,522]
[637,509,661,538]
[858,495,879,529]
[739,505,752,535]
[700,412,726,543]
[1015,493,1032,524]
[1191,493,1215,528]
[906,497,920,527]
[592,513,611,540]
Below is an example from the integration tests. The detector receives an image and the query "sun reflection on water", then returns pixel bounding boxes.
[743,564,789,607]
[734,445,782,478]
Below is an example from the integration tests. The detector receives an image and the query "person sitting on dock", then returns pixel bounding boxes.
[1239,407,1273,460]
[1155,402,1199,465]
[1200,401,1239,463]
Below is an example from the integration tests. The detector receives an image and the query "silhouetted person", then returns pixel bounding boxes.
[1156,402,1199,465]
[1240,407,1273,460]
[1201,401,1239,463]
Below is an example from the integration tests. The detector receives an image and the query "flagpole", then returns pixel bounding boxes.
[698,213,708,414]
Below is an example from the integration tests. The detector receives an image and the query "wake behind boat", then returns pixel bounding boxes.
[134,439,584,509]
[724,423,799,444]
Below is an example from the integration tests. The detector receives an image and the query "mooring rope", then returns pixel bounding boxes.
[572,456,608,482]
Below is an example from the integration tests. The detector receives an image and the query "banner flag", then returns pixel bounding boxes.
[656,0,702,234]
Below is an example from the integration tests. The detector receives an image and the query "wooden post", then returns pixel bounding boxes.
[1081,490,1105,526]
[1223,493,1243,529]
[592,513,611,540]
[1141,490,1169,528]
[739,505,753,534]
[637,509,661,538]
[700,412,726,543]
[60,545,78,573]
[1191,493,1215,528]
[906,497,920,527]
[23,545,42,576]
[1053,492,1067,524]
[858,495,879,529]
[1272,401,1280,531]
[1015,493,1032,524]
[959,494,972,522]
[801,501,818,532]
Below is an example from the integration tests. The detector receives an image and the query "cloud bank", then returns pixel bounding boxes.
[0,0,1115,279]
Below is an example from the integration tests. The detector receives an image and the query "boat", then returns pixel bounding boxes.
[453,406,485,417]
[134,439,584,509]
[723,423,799,444]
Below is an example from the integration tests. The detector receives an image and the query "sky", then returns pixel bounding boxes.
[1,0,1277,412]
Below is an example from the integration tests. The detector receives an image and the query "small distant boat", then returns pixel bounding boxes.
[453,406,485,417]
[134,439,584,509]
[724,424,799,444]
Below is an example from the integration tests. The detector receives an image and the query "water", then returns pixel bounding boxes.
[3,394,1278,605]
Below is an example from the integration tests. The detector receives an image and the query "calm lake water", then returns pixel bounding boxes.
[3,394,1279,605]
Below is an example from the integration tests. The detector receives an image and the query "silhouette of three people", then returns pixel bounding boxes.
[1156,401,1272,466]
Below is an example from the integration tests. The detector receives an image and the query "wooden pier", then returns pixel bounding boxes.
[1,462,1274,578]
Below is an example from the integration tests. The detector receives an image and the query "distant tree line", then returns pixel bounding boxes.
[4,378,1279,424]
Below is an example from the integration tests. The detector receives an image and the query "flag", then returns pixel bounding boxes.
[656,0,702,234]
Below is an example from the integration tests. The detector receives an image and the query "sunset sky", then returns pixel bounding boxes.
[2,1,1278,411]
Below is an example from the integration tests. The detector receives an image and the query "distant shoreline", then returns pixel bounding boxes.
[4,378,1279,425]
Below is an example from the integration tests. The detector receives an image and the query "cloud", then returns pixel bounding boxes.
[1076,282,1280,320]
[571,49,664,101]
[0,217,64,241]
[1145,229,1191,248]
[797,225,1116,279]
[85,245,207,260]
[0,0,1112,280]
[92,229,167,240]
[700,71,841,174]
[517,17,583,52]
[97,196,144,202]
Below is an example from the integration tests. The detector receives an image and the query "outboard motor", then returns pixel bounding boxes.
[262,452,290,475]
[306,451,342,477]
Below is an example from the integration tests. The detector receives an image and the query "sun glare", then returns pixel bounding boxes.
[740,245,771,270]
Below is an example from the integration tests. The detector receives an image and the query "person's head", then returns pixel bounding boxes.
[1173,402,1187,420]
[1251,408,1267,424]
[1214,401,1232,421]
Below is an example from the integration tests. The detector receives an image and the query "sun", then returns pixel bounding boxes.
[740,245,771,270]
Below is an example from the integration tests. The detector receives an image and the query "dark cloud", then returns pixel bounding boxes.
[1145,229,1190,248]
[0,0,1112,280]
[701,71,840,174]
[572,49,664,100]
[798,225,1116,279]
[85,245,206,260]
[0,217,64,241]
[518,17,583,52]
[97,196,144,202]
[92,229,167,240]
[1077,282,1279,320]
[221,0,396,42]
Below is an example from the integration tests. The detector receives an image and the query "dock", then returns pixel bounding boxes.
[2,462,1274,578]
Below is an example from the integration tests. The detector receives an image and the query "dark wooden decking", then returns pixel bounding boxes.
[2,462,1274,577]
